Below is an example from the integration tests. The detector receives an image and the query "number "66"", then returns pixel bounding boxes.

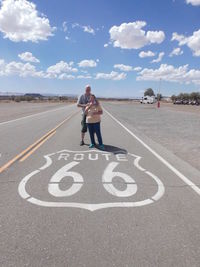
[48,161,137,198]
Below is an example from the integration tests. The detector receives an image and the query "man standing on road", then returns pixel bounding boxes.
[77,85,91,146]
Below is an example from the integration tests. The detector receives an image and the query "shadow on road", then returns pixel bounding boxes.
[103,145,127,154]
[84,143,127,154]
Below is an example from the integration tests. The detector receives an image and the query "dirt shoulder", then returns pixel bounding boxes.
[160,102,200,115]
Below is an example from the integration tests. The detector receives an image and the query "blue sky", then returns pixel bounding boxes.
[0,0,200,97]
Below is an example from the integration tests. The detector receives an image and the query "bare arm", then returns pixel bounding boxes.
[84,105,90,115]
[93,110,103,115]
[77,95,88,108]
[93,105,103,115]
[77,103,87,108]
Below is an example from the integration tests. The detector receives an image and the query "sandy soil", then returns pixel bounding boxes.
[161,102,200,115]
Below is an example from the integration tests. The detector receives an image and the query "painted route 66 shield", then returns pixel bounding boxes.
[18,149,165,211]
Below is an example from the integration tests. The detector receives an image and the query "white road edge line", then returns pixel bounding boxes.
[0,104,75,126]
[103,107,200,196]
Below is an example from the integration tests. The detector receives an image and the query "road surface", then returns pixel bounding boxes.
[0,103,200,267]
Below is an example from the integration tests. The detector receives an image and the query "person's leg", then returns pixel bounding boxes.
[81,132,85,141]
[94,122,103,146]
[80,114,87,145]
[87,123,95,146]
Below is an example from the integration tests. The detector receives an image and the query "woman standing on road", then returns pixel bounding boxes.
[85,94,104,150]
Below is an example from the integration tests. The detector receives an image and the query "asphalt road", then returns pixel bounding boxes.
[0,103,200,267]
[103,102,200,171]
[0,102,67,123]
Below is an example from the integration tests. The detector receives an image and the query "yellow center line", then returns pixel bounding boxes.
[20,130,57,162]
[0,110,80,174]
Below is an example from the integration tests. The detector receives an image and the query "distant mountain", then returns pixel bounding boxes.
[0,91,141,99]
[24,93,43,98]
[0,91,24,96]
[42,93,78,98]
[0,92,78,98]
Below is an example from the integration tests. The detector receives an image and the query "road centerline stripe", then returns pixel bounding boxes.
[103,106,200,196]
[0,110,79,174]
[0,104,75,126]
[19,131,57,162]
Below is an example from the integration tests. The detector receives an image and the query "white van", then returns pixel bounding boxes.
[140,96,155,104]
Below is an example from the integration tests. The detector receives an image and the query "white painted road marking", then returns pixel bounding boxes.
[48,161,83,197]
[103,107,200,196]
[18,150,165,211]
[0,105,73,126]
[102,162,138,197]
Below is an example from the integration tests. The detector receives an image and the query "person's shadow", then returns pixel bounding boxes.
[100,145,127,155]
[84,143,127,154]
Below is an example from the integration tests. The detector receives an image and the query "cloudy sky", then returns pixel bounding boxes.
[0,0,200,97]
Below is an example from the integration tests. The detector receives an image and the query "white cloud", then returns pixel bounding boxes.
[137,63,200,85]
[44,72,57,79]
[63,21,67,32]
[172,30,200,56]
[171,32,186,45]
[6,61,33,77]
[72,23,95,35]
[95,71,126,80]
[81,70,88,74]
[0,59,45,78]
[82,25,95,35]
[133,66,142,71]
[186,0,200,6]
[78,59,97,68]
[0,59,5,75]
[104,43,108,47]
[169,47,183,57]
[58,73,75,80]
[77,75,92,79]
[47,61,78,74]
[0,57,96,80]
[18,52,40,63]
[33,71,46,78]
[139,50,155,58]
[146,31,165,43]
[72,23,79,28]
[114,64,133,71]
[151,52,165,63]
[0,58,140,82]
[0,58,81,79]
[109,21,165,49]
[0,0,55,42]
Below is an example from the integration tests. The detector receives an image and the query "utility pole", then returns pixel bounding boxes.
[157,78,161,108]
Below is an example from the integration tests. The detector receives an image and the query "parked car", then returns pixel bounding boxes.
[174,100,182,104]
[191,100,197,105]
[196,101,200,106]
[140,96,155,104]
[183,100,189,105]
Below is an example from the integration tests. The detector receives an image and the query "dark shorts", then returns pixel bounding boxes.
[81,114,87,133]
